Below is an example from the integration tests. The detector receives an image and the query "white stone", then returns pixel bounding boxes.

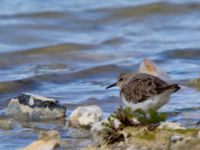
[132,118,140,125]
[29,96,34,106]
[69,105,103,128]
[112,118,122,129]
[158,122,185,130]
[23,93,56,102]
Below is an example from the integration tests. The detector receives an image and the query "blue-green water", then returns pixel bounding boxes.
[0,0,200,149]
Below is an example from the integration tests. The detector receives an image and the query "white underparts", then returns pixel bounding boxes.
[121,89,174,112]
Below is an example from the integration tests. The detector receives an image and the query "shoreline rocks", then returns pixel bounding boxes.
[86,107,199,150]
[1,92,199,150]
[87,125,199,150]
[69,105,103,129]
[6,93,66,120]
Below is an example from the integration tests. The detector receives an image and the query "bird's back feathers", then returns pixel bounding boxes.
[120,73,180,103]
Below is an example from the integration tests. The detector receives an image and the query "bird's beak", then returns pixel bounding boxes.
[106,82,117,89]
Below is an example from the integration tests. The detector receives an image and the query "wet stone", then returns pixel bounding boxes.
[20,130,61,150]
[6,93,66,120]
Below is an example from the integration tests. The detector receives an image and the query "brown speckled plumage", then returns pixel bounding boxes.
[120,73,180,103]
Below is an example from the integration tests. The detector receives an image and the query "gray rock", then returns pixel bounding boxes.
[6,93,66,120]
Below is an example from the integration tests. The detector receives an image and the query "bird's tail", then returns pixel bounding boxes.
[157,84,180,93]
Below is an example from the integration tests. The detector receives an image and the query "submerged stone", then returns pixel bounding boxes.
[6,93,66,120]
[69,105,103,129]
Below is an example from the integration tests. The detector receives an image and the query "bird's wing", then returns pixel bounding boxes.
[121,73,171,103]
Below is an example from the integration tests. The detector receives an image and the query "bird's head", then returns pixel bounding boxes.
[106,72,134,89]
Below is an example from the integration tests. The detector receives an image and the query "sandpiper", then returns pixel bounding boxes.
[106,73,180,112]
[139,58,170,81]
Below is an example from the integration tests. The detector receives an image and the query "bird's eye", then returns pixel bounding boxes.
[119,78,123,81]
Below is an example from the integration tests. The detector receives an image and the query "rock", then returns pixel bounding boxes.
[0,118,17,130]
[139,147,149,150]
[170,131,200,150]
[20,130,61,150]
[188,78,200,90]
[88,123,199,150]
[171,135,184,143]
[126,145,149,150]
[68,128,91,138]
[61,138,92,150]
[6,93,66,120]
[69,105,103,129]
[139,58,169,81]
[90,120,106,143]
[126,145,138,150]
[158,122,185,130]
[90,117,123,144]
[112,118,122,129]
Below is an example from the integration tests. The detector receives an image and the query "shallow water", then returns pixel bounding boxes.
[0,0,200,149]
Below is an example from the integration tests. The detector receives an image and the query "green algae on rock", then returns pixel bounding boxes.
[103,107,166,130]
[90,107,167,145]
[88,107,199,150]
[88,126,199,150]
